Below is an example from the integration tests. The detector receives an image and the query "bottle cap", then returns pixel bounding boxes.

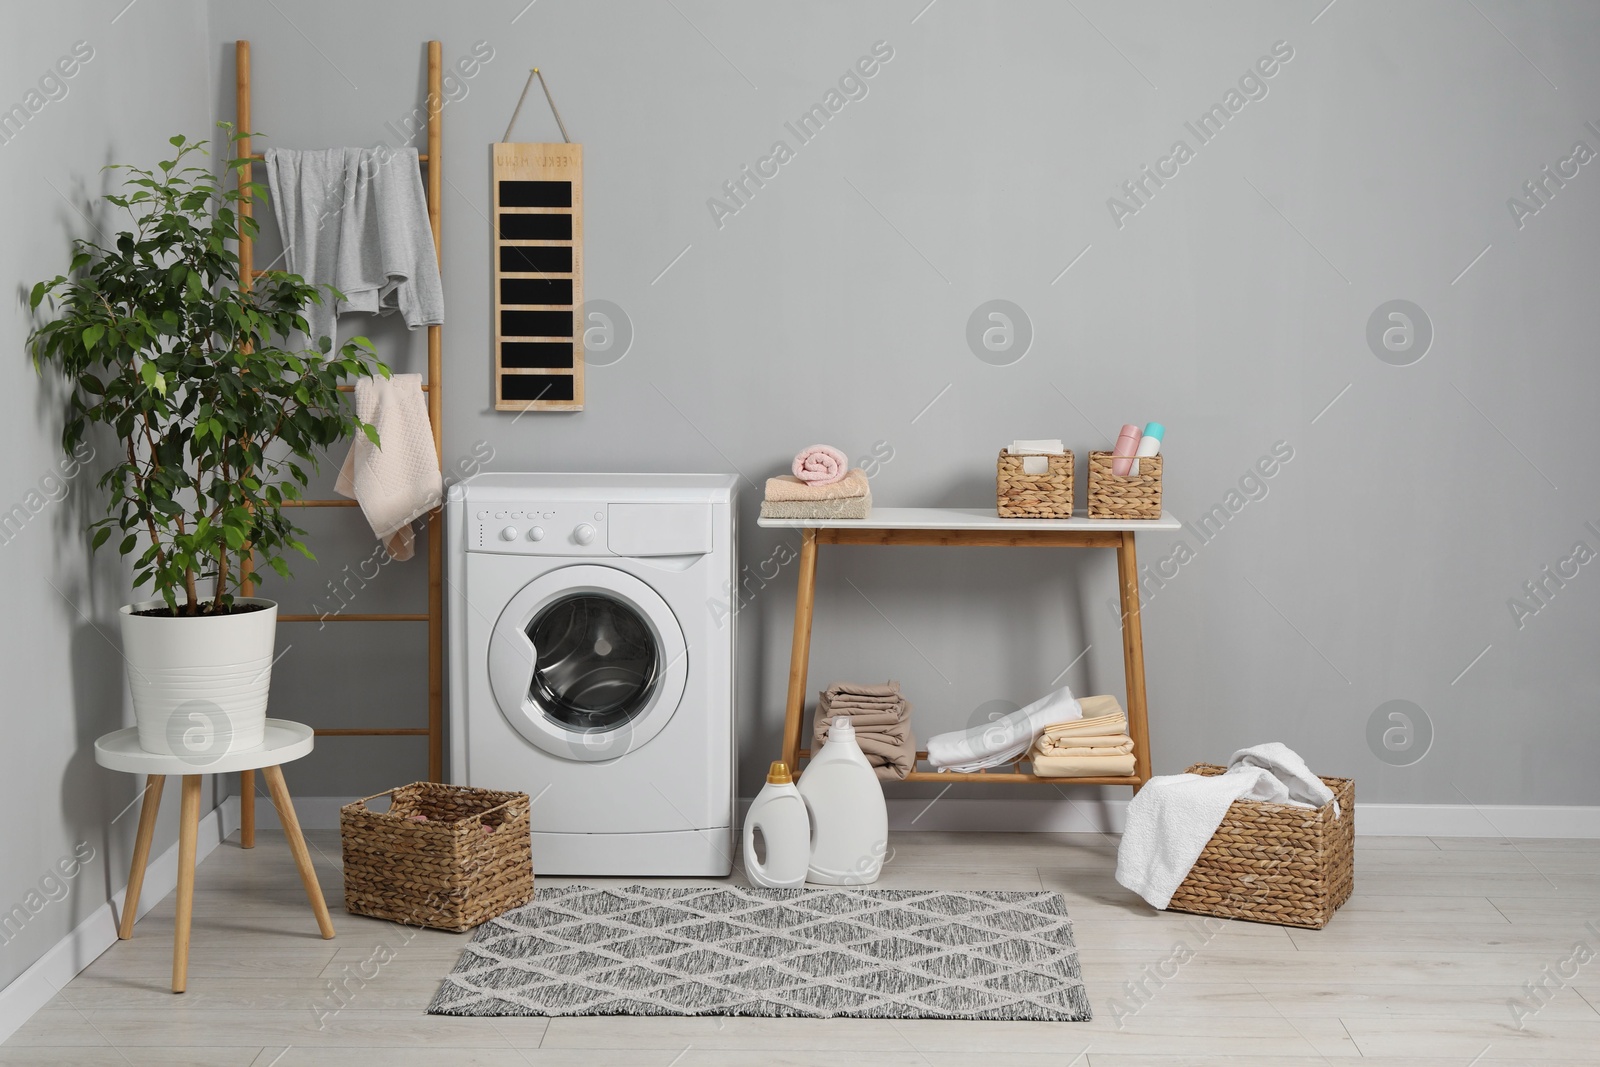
[830,716,856,741]
[1141,422,1165,440]
[766,761,792,784]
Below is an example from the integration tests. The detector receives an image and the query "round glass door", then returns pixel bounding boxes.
[526,594,659,732]
[487,565,689,761]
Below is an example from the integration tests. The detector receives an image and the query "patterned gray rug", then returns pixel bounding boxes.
[427,884,1091,1021]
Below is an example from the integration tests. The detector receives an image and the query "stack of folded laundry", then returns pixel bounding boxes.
[761,444,871,520]
[812,681,914,780]
[1028,694,1135,777]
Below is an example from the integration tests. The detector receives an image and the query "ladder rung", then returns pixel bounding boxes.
[247,153,429,163]
[338,384,431,392]
[278,613,429,622]
[315,728,428,736]
[281,499,359,507]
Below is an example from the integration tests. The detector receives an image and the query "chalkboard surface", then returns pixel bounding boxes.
[492,143,583,411]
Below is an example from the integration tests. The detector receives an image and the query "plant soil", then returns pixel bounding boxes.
[132,602,272,618]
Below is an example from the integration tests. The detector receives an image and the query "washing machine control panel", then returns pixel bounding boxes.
[470,507,613,555]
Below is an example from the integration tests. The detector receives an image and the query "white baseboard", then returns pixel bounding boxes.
[0,796,236,1046]
[244,794,1600,839]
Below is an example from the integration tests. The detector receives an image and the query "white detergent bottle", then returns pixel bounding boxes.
[797,718,889,885]
[743,761,811,889]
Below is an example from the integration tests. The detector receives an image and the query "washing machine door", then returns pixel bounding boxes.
[487,565,689,762]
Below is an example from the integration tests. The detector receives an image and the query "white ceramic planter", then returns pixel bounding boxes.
[119,598,278,758]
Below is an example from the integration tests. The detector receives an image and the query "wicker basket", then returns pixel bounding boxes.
[340,782,533,932]
[1087,451,1162,519]
[997,449,1074,517]
[1165,764,1354,929]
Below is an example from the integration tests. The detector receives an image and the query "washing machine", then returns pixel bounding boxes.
[447,473,738,875]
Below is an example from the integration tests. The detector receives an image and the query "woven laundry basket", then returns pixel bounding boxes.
[1087,451,1162,519]
[1164,764,1354,929]
[341,782,533,932]
[997,448,1074,517]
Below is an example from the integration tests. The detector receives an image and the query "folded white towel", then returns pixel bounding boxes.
[335,374,443,561]
[926,684,1081,772]
[1010,439,1065,476]
[1114,742,1337,910]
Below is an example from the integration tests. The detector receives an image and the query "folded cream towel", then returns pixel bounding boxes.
[1040,717,1128,742]
[760,494,871,521]
[1037,736,1134,753]
[793,444,850,484]
[335,373,442,561]
[764,469,870,502]
[1031,752,1137,777]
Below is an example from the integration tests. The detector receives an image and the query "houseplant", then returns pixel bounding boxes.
[29,128,387,757]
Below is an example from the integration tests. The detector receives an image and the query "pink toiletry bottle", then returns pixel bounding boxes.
[1112,424,1142,476]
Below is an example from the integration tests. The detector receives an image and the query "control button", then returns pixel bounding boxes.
[475,510,489,520]
[499,526,519,542]
[594,511,604,521]
[527,526,545,542]
[573,523,597,546]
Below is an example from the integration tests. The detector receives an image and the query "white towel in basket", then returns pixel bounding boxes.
[1115,742,1337,910]
[335,373,442,561]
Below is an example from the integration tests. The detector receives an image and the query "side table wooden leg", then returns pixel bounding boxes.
[263,764,336,939]
[118,774,164,940]
[781,528,820,776]
[1117,531,1154,791]
[240,770,255,848]
[172,774,201,993]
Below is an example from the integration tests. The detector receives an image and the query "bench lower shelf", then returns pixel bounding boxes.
[795,749,1142,786]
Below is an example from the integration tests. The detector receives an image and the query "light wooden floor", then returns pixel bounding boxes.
[6,828,1600,1065]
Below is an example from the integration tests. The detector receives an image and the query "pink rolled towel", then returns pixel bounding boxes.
[792,444,849,485]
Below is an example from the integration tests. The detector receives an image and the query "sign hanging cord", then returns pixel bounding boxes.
[502,68,571,143]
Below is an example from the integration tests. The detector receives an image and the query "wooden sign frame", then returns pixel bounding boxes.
[492,142,583,411]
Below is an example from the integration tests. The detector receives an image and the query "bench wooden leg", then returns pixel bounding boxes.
[118,774,164,940]
[781,528,819,776]
[263,764,335,939]
[1117,531,1153,791]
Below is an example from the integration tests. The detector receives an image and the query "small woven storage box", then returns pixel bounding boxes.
[997,449,1074,517]
[1087,451,1162,519]
[341,782,533,932]
[1166,763,1354,929]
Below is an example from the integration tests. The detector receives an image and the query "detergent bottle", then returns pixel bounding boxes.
[742,761,810,889]
[796,718,889,885]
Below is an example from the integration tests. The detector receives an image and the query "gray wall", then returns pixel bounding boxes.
[200,0,1600,809]
[0,0,214,991]
[8,2,1600,991]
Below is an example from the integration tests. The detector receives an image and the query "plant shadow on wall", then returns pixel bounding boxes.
[28,125,386,764]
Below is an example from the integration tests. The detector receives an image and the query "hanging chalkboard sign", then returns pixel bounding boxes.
[492,141,582,411]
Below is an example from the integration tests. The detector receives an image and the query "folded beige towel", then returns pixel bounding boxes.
[765,468,869,502]
[813,680,914,781]
[823,681,903,698]
[1030,752,1137,777]
[760,494,871,521]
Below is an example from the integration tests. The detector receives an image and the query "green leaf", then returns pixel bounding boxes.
[361,424,381,447]
[82,325,105,351]
[119,534,137,555]
[29,282,45,309]
[91,528,111,550]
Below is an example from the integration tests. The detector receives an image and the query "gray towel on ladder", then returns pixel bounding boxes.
[263,147,444,351]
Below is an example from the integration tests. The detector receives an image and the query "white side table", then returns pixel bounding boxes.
[94,719,335,992]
